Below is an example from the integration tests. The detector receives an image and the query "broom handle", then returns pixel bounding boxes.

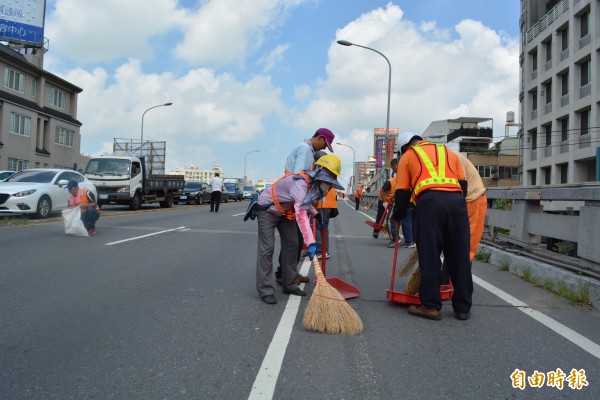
[389,234,399,292]
[378,202,391,226]
[321,226,327,277]
[312,257,325,280]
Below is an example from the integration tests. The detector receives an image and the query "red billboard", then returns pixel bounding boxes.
[374,128,399,168]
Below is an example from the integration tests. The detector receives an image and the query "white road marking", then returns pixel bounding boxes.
[473,274,600,360]
[248,258,311,400]
[344,198,374,220]
[233,212,245,216]
[104,226,187,246]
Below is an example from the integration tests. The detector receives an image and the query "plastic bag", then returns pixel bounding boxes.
[62,207,89,237]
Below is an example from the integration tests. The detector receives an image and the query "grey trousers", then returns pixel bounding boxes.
[256,210,300,298]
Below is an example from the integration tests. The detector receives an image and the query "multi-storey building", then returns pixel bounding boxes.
[0,44,85,171]
[170,164,225,182]
[520,0,599,185]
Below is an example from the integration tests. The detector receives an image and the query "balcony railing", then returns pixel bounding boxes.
[579,83,591,98]
[525,0,569,44]
[579,133,591,149]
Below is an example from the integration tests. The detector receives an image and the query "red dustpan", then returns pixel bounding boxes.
[319,226,361,300]
[365,202,391,230]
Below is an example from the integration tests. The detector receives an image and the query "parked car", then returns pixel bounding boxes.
[201,184,229,203]
[0,169,97,218]
[0,170,15,181]
[176,181,206,205]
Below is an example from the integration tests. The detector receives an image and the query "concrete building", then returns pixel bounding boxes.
[520,0,599,185]
[423,117,520,187]
[0,44,85,172]
[170,164,225,182]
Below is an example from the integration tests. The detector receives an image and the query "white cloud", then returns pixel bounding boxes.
[259,43,290,73]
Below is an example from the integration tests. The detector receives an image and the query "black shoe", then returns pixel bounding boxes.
[373,230,380,239]
[283,288,306,296]
[262,295,277,304]
[275,277,282,285]
[455,312,471,320]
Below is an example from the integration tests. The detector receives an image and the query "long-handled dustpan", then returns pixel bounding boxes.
[320,226,361,300]
[365,202,391,231]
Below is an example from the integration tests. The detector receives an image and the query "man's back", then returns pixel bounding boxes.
[211,176,223,192]
[285,140,313,173]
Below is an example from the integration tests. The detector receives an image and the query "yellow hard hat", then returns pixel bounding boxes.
[314,154,341,176]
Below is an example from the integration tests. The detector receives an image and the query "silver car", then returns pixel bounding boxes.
[0,169,97,218]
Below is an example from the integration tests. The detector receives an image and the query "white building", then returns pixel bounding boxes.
[520,0,599,185]
[171,164,225,182]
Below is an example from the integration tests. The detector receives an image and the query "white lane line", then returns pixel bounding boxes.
[233,212,245,217]
[248,258,311,400]
[473,274,600,360]
[344,198,374,220]
[104,226,187,246]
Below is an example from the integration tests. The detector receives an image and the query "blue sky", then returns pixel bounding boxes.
[42,0,520,187]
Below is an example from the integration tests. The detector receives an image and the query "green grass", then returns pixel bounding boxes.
[498,260,510,272]
[0,216,30,226]
[474,250,491,263]
[516,268,592,306]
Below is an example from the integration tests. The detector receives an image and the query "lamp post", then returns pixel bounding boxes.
[140,102,173,151]
[337,39,391,182]
[244,149,260,184]
[336,142,355,192]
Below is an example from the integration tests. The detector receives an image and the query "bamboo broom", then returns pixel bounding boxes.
[302,258,363,335]
[397,249,419,277]
[404,267,421,295]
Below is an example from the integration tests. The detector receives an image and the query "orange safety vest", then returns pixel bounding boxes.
[410,143,461,198]
[270,171,311,220]
[354,186,363,198]
[316,188,337,209]
[69,188,100,212]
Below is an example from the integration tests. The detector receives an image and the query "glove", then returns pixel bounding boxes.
[306,243,317,260]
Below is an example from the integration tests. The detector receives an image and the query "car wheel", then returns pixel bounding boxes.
[130,192,142,210]
[35,195,52,219]
[196,196,201,205]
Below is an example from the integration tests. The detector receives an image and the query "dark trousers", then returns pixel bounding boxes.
[354,197,360,210]
[210,191,221,212]
[81,207,99,229]
[276,222,303,278]
[401,203,415,244]
[414,191,472,314]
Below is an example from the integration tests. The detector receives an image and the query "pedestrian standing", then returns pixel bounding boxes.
[209,172,224,212]
[391,132,472,321]
[354,184,363,210]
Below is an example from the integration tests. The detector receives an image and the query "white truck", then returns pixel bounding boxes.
[84,153,184,210]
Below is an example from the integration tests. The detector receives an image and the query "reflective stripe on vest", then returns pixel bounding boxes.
[411,143,460,197]
[270,172,311,220]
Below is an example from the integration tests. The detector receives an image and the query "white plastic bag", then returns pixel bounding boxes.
[62,207,89,237]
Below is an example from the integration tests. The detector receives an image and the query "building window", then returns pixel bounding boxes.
[545,40,552,63]
[55,126,75,148]
[544,81,552,104]
[530,170,537,185]
[34,162,40,168]
[48,87,66,109]
[580,11,589,38]
[31,78,37,97]
[561,27,568,51]
[9,112,31,137]
[561,118,569,142]
[4,67,25,93]
[530,129,537,150]
[532,50,538,72]
[561,71,569,95]
[545,124,552,147]
[579,109,590,136]
[560,164,568,184]
[8,158,28,171]
[532,90,538,111]
[580,60,590,86]
[543,167,551,185]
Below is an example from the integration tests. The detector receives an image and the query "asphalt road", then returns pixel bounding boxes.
[0,200,598,399]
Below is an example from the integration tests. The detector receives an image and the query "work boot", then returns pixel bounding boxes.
[373,230,380,239]
[408,305,441,321]
[295,273,310,283]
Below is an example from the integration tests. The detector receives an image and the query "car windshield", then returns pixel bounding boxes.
[185,182,202,189]
[85,158,130,175]
[5,170,57,183]
[224,183,236,189]
[243,186,254,191]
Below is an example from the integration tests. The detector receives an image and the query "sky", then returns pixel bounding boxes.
[41,0,521,187]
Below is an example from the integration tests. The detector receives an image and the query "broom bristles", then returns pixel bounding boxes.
[302,259,363,335]
[381,223,390,238]
[397,249,419,277]
[404,267,421,295]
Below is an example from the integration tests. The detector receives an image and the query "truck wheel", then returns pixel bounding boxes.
[130,192,142,210]
[160,193,174,208]
[34,195,52,219]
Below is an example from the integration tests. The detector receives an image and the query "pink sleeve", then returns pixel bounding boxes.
[294,204,315,245]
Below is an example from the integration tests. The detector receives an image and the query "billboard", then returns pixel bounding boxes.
[374,128,399,168]
[0,1,46,47]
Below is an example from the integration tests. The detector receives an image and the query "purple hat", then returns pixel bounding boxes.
[316,128,335,152]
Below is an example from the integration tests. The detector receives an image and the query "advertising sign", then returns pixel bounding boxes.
[374,128,399,168]
[0,1,46,47]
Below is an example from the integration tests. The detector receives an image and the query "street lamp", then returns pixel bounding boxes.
[336,142,355,192]
[337,39,392,181]
[244,149,260,184]
[140,102,173,151]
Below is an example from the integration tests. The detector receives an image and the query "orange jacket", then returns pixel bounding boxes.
[354,186,363,199]
[316,188,337,209]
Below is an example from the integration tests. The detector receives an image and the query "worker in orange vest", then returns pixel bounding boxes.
[391,132,472,321]
[354,184,363,210]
